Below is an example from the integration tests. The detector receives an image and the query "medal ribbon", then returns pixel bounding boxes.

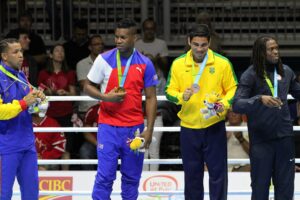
[264,68,278,98]
[0,64,33,89]
[116,49,135,88]
[192,53,208,85]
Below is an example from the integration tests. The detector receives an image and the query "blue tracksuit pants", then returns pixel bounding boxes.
[92,123,144,200]
[0,146,39,200]
[250,136,295,200]
[180,121,227,200]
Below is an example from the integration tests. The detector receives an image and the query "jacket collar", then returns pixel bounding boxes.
[0,61,20,75]
[185,49,214,67]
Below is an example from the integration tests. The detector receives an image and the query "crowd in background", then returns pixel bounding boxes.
[1,10,299,172]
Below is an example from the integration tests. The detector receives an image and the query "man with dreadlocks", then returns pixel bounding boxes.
[232,36,300,200]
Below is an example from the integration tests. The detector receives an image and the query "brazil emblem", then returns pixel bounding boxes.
[209,67,215,74]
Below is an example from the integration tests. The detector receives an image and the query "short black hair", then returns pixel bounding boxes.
[74,19,88,30]
[0,38,19,58]
[188,24,211,41]
[19,11,33,22]
[116,18,137,34]
[5,28,29,40]
[142,18,156,29]
[88,34,103,45]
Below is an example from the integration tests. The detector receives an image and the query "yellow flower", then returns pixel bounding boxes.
[130,137,144,150]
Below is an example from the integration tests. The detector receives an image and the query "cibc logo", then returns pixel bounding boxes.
[39,177,73,200]
[143,175,178,197]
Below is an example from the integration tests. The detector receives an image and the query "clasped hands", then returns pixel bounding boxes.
[260,95,283,108]
[23,90,46,107]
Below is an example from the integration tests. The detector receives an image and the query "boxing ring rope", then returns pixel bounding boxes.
[47,95,295,102]
[25,95,300,197]
[38,158,300,165]
[12,190,300,197]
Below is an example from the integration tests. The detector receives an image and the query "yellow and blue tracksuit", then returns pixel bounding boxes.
[0,62,38,200]
[165,49,237,200]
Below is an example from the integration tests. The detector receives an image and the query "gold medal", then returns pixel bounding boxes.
[115,87,126,93]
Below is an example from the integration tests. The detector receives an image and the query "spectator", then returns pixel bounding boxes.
[232,35,300,200]
[63,19,90,70]
[135,18,169,79]
[32,113,66,170]
[6,11,47,67]
[226,110,250,172]
[6,28,39,87]
[196,11,222,54]
[84,18,157,200]
[165,24,237,200]
[79,104,100,170]
[38,43,79,170]
[76,35,105,116]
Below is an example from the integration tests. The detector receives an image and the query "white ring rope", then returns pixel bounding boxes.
[38,158,300,165]
[12,95,300,197]
[46,95,294,101]
[34,126,300,132]
[36,95,300,165]
[12,190,300,196]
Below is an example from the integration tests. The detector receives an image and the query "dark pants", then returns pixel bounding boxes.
[250,136,295,200]
[180,121,227,200]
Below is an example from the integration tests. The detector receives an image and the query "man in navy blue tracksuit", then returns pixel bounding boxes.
[232,36,300,200]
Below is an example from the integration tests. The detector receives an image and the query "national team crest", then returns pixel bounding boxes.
[209,67,215,74]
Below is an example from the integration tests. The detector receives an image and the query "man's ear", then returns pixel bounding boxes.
[187,37,191,46]
[1,53,7,62]
[134,34,138,42]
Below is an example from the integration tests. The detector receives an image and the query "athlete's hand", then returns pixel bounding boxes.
[183,88,193,101]
[56,89,68,96]
[103,87,126,102]
[261,95,283,108]
[140,128,153,149]
[23,92,38,106]
[34,90,46,101]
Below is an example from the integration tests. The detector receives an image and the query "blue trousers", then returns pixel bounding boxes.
[250,136,295,200]
[180,121,227,200]
[92,123,144,200]
[0,146,39,200]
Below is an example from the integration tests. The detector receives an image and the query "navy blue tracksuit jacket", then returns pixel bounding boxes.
[232,64,300,200]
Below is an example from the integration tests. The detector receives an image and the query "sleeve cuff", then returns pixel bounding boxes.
[247,95,261,105]
[18,100,28,110]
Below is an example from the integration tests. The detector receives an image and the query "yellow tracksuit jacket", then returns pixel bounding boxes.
[165,49,238,129]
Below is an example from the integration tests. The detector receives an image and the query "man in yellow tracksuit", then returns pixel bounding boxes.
[165,24,237,200]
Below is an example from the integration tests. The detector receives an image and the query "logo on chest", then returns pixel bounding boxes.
[136,67,142,74]
[209,66,215,74]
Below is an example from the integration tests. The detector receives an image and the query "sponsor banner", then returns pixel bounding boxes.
[12,171,300,200]
[39,177,73,200]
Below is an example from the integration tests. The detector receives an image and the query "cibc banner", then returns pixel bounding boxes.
[13,171,300,200]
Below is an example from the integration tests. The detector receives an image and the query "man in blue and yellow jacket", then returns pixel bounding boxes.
[0,38,45,200]
[165,24,237,200]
